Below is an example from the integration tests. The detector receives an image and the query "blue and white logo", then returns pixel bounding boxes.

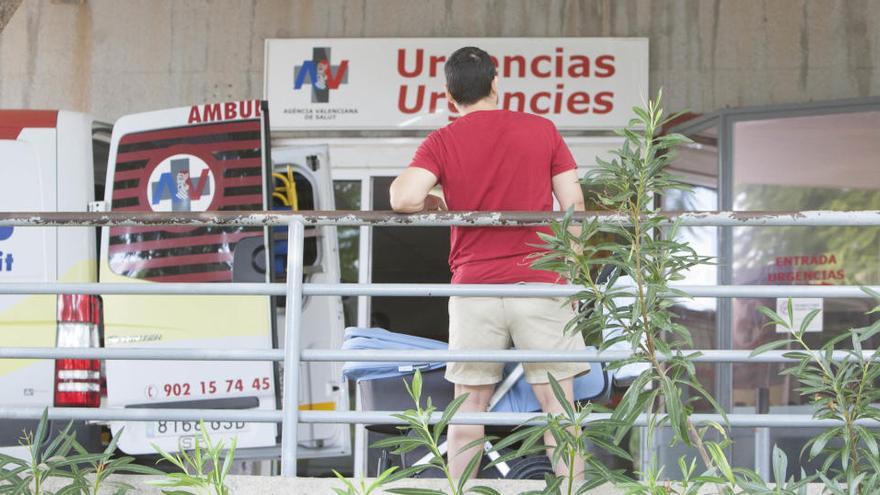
[146,154,215,212]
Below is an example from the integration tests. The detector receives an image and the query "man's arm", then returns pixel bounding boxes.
[552,170,585,294]
[553,169,585,241]
[390,167,446,213]
[552,169,585,215]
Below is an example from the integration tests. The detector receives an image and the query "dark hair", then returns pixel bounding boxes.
[444,46,497,106]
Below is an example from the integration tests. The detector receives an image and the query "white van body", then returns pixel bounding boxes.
[0,110,99,456]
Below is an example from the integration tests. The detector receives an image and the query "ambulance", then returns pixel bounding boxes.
[0,103,349,461]
[0,110,103,459]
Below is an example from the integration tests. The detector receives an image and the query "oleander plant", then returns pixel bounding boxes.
[0,409,162,494]
[525,91,880,494]
[0,411,241,495]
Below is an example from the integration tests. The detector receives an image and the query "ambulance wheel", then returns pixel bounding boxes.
[504,454,554,480]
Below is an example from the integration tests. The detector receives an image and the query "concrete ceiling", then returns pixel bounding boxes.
[0,0,23,34]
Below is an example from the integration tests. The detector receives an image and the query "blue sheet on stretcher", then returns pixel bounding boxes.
[341,327,608,414]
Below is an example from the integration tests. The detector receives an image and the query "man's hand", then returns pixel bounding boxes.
[423,194,448,212]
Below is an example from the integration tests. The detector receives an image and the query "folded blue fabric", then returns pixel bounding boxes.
[341,327,448,381]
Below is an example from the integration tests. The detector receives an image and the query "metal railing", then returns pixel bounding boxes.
[0,210,879,476]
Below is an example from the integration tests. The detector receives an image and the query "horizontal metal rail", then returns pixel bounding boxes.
[0,210,879,227]
[299,349,878,364]
[301,411,880,429]
[2,348,876,363]
[2,407,878,429]
[0,347,284,360]
[2,210,879,473]
[0,282,877,298]
[0,282,285,296]
[304,284,880,299]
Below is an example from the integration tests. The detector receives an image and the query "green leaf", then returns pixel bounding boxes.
[861,286,880,301]
[547,375,575,419]
[151,443,187,472]
[384,465,430,484]
[220,436,236,481]
[589,437,632,461]
[32,408,50,463]
[457,436,496,456]
[487,422,545,452]
[808,428,836,460]
[113,462,164,475]
[771,444,788,485]
[758,305,790,330]
[750,338,794,357]
[42,421,75,461]
[457,450,484,493]
[0,453,27,468]
[410,370,423,405]
[484,444,546,470]
[53,453,105,467]
[798,309,821,335]
[385,489,448,495]
[102,425,124,458]
[467,487,502,495]
[434,393,468,444]
[705,442,734,483]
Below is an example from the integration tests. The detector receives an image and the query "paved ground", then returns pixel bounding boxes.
[41,475,548,494]
[41,475,832,494]
[38,474,630,494]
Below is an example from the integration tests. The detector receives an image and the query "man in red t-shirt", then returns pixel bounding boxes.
[390,46,588,478]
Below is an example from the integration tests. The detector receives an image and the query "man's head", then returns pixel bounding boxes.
[444,46,498,111]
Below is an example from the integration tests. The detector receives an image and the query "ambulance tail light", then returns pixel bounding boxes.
[55,294,103,407]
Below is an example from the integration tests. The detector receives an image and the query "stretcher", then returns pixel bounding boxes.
[342,327,615,478]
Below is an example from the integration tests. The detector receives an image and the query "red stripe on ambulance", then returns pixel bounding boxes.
[0,110,59,139]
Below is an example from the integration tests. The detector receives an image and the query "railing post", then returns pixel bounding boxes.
[281,218,305,477]
[754,387,771,480]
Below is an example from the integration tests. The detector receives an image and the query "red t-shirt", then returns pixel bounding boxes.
[409,110,577,284]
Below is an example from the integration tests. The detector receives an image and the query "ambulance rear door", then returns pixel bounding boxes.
[271,145,349,458]
[100,100,277,455]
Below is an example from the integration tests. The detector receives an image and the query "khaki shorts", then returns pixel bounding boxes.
[445,295,590,385]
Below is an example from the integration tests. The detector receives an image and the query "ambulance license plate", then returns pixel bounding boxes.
[148,420,248,438]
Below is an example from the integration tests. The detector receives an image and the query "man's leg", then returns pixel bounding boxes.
[509,295,591,479]
[445,296,509,479]
[531,377,583,478]
[447,383,495,478]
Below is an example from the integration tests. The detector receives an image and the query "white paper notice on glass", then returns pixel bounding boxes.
[775,298,824,334]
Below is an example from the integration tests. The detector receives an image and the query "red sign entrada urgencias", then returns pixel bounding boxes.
[767,253,846,283]
[395,48,617,120]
